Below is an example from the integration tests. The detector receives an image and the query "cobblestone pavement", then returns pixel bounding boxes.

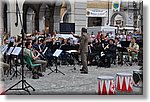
[1,64,143,95]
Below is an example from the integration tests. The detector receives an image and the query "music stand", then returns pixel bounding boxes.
[42,47,53,72]
[66,50,78,72]
[6,47,15,75]
[0,0,35,95]
[48,49,65,75]
[9,47,22,80]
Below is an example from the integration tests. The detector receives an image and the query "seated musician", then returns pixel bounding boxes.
[104,39,117,68]
[115,38,121,47]
[43,38,54,66]
[88,38,104,65]
[32,39,39,51]
[103,35,109,47]
[51,38,61,53]
[16,35,22,47]
[24,41,47,73]
[60,39,70,65]
[128,37,139,63]
[0,54,10,81]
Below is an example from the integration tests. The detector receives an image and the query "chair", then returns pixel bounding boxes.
[22,59,32,78]
[23,55,41,74]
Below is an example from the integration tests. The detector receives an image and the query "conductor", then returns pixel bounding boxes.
[72,28,89,74]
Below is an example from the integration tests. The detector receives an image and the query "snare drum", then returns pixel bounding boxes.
[97,76,115,95]
[116,73,133,92]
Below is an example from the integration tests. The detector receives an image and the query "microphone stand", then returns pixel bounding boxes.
[1,0,35,95]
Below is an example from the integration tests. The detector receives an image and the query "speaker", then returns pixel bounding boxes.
[60,23,75,34]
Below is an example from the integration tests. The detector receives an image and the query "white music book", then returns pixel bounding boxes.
[6,47,14,55]
[53,49,62,57]
[11,47,22,55]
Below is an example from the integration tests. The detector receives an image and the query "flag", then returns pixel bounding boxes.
[112,0,121,12]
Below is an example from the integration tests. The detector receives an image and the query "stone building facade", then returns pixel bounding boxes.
[0,0,143,40]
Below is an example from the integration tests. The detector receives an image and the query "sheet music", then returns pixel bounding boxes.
[53,49,62,57]
[11,47,22,55]
[1,45,8,55]
[6,47,14,55]
[66,50,78,53]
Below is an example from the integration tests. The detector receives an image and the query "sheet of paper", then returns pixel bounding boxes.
[6,47,14,55]
[11,47,22,55]
[1,45,8,54]
[53,49,62,57]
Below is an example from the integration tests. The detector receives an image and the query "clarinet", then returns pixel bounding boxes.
[32,47,46,60]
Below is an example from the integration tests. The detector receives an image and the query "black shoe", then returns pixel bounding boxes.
[129,63,132,66]
[34,72,44,77]
[80,71,88,74]
[80,69,84,71]
[105,65,110,68]
[37,73,44,77]
[32,74,39,79]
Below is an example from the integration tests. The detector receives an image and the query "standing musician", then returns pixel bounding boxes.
[72,27,89,74]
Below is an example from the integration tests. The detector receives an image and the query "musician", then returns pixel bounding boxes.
[16,35,22,47]
[44,38,54,67]
[32,39,39,51]
[104,39,117,68]
[88,38,104,65]
[0,54,10,81]
[128,37,139,64]
[115,38,121,47]
[72,27,89,74]
[24,41,47,72]
[40,39,47,51]
[51,38,61,53]
[103,35,109,48]
[96,31,102,40]
[115,38,122,64]
[60,39,71,65]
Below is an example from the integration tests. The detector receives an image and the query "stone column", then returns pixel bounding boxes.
[0,0,4,44]
[7,0,23,37]
[35,12,39,31]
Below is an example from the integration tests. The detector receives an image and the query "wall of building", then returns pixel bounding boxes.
[74,1,87,34]
[0,0,142,37]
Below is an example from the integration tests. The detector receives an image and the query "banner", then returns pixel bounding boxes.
[86,9,108,17]
[112,0,121,12]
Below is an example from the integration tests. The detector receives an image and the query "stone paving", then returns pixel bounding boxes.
[1,64,143,95]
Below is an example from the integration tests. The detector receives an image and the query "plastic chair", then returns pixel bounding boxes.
[23,55,41,72]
